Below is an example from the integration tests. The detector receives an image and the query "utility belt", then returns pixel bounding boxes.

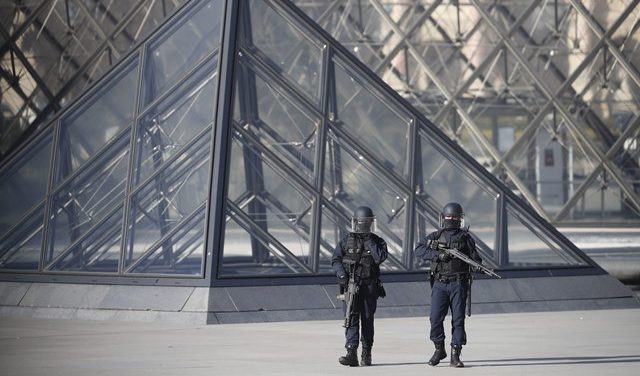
[434,273,469,283]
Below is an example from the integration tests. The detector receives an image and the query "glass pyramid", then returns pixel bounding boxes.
[0,0,596,284]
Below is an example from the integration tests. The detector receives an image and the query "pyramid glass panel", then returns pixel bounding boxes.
[55,59,139,183]
[46,131,131,263]
[0,0,223,282]
[48,206,123,273]
[0,0,608,285]
[0,204,44,271]
[128,206,206,275]
[134,57,218,187]
[233,59,319,184]
[318,203,351,274]
[0,131,52,237]
[566,169,640,222]
[413,205,440,271]
[242,0,324,105]
[420,131,499,255]
[504,112,602,216]
[220,130,314,276]
[0,0,191,158]
[333,58,412,181]
[505,202,587,266]
[221,214,302,276]
[140,0,224,107]
[124,132,212,271]
[323,132,407,268]
[293,0,640,225]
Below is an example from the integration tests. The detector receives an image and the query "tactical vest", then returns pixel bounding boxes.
[434,228,471,276]
[342,233,379,281]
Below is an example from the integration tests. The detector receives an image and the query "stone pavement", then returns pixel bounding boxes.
[1,308,640,376]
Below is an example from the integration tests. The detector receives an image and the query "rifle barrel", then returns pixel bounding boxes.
[440,246,502,279]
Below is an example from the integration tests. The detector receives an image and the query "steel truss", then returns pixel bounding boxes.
[293,0,640,225]
[214,0,595,277]
[0,0,188,159]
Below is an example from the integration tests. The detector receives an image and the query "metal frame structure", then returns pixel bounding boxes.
[0,0,611,287]
[0,0,190,159]
[211,0,601,284]
[0,0,229,286]
[294,0,640,226]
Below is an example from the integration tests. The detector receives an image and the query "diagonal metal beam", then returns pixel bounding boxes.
[369,0,551,220]
[3,0,150,159]
[432,0,542,124]
[0,25,55,101]
[88,0,137,45]
[73,0,122,61]
[0,1,53,57]
[569,0,640,89]
[470,0,640,215]
[490,0,637,174]
[554,114,640,221]
[371,0,443,76]
[0,66,41,114]
[226,200,313,273]
[497,2,639,178]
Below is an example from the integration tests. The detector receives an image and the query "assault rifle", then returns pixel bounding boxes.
[336,259,359,328]
[436,245,501,279]
[432,244,501,317]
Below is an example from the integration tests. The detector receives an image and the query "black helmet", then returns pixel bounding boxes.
[442,202,464,218]
[352,206,375,233]
[439,202,464,228]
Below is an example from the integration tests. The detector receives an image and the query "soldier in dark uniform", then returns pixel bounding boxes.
[332,206,388,367]
[414,202,482,368]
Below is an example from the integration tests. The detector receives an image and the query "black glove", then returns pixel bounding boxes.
[438,252,452,262]
[338,274,348,288]
[429,241,439,250]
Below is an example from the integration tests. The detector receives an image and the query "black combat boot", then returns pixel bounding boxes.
[428,341,447,366]
[450,345,464,368]
[360,347,372,366]
[339,347,359,367]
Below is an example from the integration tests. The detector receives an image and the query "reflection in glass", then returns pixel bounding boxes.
[56,60,138,183]
[0,132,52,238]
[129,207,206,275]
[46,132,130,262]
[506,206,586,266]
[48,206,123,273]
[244,0,323,104]
[420,134,498,254]
[234,62,318,183]
[226,132,248,203]
[413,207,439,271]
[318,205,350,273]
[324,133,406,269]
[135,59,218,186]
[221,215,300,276]
[141,0,223,106]
[124,133,212,270]
[334,59,411,180]
[220,132,314,276]
[0,0,222,280]
[568,172,638,222]
[0,205,44,270]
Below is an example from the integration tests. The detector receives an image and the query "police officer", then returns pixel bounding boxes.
[414,202,482,368]
[332,206,388,367]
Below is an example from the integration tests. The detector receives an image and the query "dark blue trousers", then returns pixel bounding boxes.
[343,281,378,349]
[430,280,468,346]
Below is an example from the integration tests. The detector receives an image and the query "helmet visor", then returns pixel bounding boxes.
[351,216,376,233]
[439,212,465,228]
